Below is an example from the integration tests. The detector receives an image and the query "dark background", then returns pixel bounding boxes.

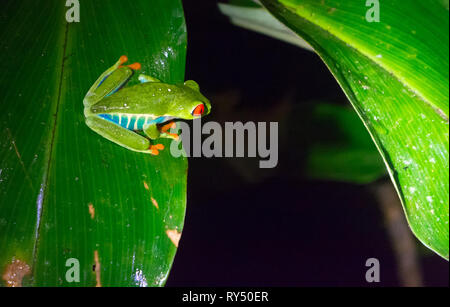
[165,0,449,286]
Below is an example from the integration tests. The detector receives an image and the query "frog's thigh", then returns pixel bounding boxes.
[86,116,150,151]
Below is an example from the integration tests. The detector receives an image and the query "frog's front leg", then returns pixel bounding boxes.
[86,116,163,155]
[143,121,179,141]
[159,121,179,140]
[143,123,161,140]
[83,55,141,108]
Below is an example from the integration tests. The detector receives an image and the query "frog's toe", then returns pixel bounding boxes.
[117,55,140,70]
[149,143,165,155]
[162,132,179,141]
[127,62,141,70]
[159,121,178,140]
[119,55,128,64]
[160,121,177,133]
[154,144,164,150]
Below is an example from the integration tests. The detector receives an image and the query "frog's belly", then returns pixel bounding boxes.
[98,113,167,130]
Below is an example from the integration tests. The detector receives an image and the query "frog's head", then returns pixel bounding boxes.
[181,80,211,119]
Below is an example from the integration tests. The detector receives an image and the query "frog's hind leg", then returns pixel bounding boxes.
[83,55,141,108]
[86,116,162,155]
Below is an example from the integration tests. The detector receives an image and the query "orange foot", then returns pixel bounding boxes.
[119,55,128,65]
[118,55,141,70]
[149,144,164,155]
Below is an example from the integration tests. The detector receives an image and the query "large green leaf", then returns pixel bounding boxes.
[258,0,449,259]
[0,0,187,286]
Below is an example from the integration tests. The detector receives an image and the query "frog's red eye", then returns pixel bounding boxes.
[192,104,205,116]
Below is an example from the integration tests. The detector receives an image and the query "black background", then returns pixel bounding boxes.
[165,0,449,286]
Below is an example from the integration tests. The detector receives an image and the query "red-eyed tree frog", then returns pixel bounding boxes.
[83,55,211,155]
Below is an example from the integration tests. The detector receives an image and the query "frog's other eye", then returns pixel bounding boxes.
[192,104,205,116]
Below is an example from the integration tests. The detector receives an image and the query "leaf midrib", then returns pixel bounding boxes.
[31,20,70,277]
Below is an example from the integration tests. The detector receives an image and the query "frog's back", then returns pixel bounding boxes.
[91,82,183,114]
[90,83,183,130]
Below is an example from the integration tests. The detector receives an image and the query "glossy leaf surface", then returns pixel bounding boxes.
[0,0,188,286]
